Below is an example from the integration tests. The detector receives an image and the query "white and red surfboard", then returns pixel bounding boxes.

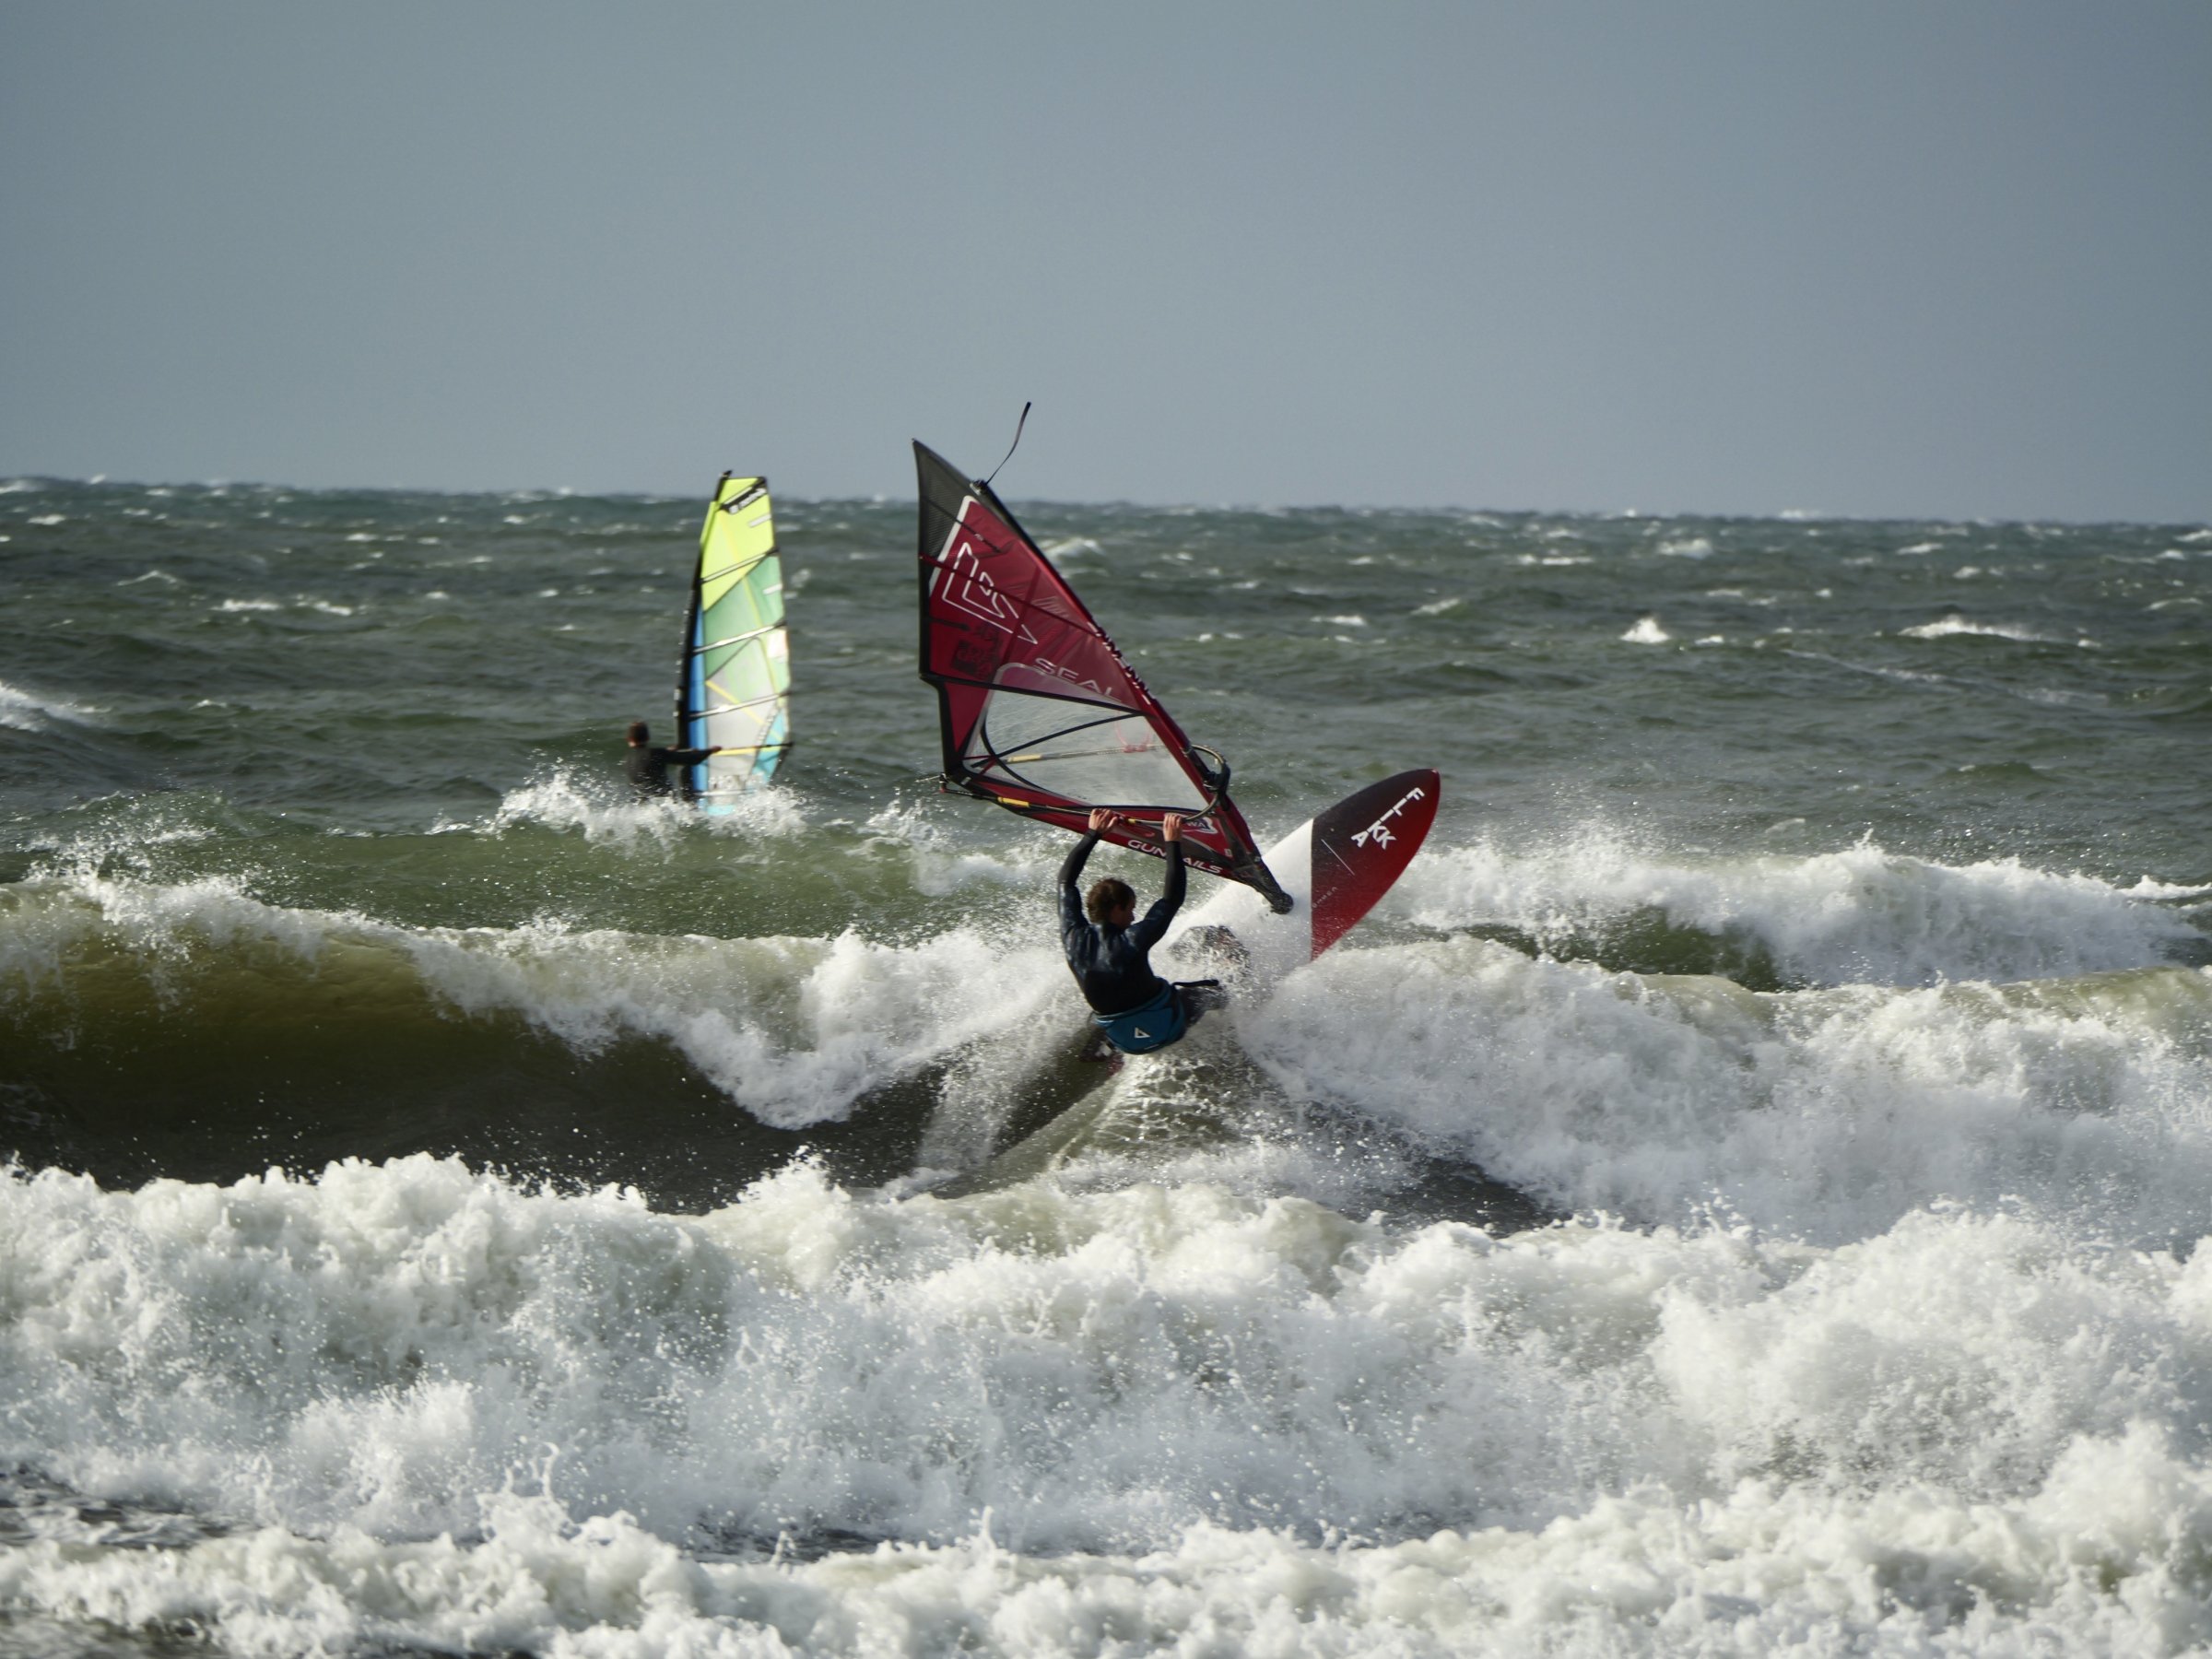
[1167,768,1440,982]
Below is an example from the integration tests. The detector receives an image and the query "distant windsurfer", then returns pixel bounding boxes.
[1061,807,1217,1054]
[623,721,722,798]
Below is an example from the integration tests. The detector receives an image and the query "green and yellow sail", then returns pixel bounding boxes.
[677,474,790,806]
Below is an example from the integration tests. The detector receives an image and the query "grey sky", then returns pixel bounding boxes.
[4,3,2206,521]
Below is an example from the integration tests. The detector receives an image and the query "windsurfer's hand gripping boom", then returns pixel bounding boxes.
[1088,807,1184,843]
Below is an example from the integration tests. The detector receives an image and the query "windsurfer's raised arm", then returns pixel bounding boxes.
[1058,809,1118,928]
[1061,808,1126,887]
[1130,812,1186,947]
[1059,830,1100,895]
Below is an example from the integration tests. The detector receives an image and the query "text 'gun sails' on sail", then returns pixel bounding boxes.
[677,473,791,811]
[913,441,1292,912]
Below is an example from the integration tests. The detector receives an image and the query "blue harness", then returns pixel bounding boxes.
[1091,982,1189,1055]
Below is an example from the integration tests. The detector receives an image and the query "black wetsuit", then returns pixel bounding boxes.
[1058,831,1185,1016]
[623,745,714,798]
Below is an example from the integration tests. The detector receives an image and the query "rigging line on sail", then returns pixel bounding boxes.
[691,621,783,654]
[699,561,773,586]
[700,689,784,717]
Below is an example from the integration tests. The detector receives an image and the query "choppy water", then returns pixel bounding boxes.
[2,477,2208,1655]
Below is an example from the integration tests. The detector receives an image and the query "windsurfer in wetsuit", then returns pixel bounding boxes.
[623,721,722,798]
[1060,806,1206,1054]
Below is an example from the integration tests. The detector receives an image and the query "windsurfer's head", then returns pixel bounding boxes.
[626,721,650,746]
[1086,877,1136,927]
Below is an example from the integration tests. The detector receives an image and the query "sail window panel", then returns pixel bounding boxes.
[699,680,788,789]
[970,689,1207,810]
[700,639,788,723]
[705,695,782,756]
[700,555,772,615]
[700,630,791,698]
[700,564,778,641]
[699,561,747,613]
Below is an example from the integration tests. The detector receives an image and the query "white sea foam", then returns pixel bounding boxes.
[863,798,1052,897]
[1039,535,1102,564]
[482,767,809,848]
[1620,616,1670,644]
[1398,830,2198,989]
[2,1158,2208,1655]
[1251,936,2212,1244]
[211,594,358,618]
[1900,615,2069,644]
[0,678,95,732]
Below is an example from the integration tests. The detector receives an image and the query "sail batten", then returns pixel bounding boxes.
[677,473,791,809]
[914,441,1289,910]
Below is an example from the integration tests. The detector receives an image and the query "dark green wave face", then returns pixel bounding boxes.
[1,480,2207,1213]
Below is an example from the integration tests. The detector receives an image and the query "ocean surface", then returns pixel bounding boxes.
[2,475,2208,1657]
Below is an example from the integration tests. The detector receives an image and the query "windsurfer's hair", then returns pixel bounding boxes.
[1086,877,1135,924]
[626,721,650,744]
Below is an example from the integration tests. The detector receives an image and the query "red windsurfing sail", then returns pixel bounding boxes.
[915,441,1291,912]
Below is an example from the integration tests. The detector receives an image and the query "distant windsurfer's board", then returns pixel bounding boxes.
[1166,768,1440,984]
